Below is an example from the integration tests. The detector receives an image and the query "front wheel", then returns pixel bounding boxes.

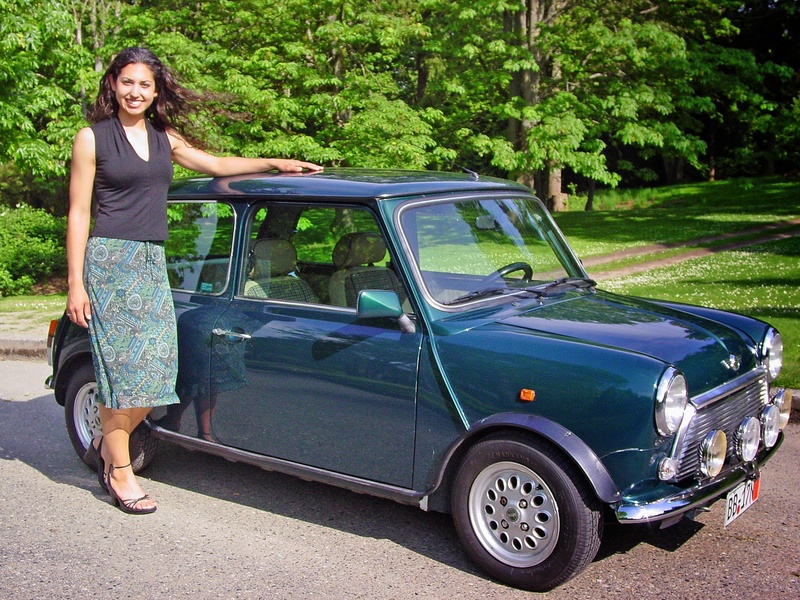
[63,361,158,473]
[451,432,603,592]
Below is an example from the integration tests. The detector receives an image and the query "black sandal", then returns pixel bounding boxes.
[106,463,157,515]
[85,437,108,492]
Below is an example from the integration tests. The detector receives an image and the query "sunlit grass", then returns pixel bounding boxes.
[600,237,800,388]
[0,293,66,336]
[0,294,66,314]
[555,177,800,258]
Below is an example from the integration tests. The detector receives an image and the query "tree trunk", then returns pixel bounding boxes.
[764,136,776,176]
[584,180,595,211]
[506,2,571,201]
[548,167,567,211]
[708,132,716,181]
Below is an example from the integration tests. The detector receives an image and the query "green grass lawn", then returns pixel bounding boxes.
[0,294,66,337]
[555,177,800,258]
[599,236,800,389]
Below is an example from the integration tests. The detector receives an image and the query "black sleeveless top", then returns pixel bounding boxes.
[90,117,174,241]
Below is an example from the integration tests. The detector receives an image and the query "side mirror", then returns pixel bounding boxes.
[356,290,416,334]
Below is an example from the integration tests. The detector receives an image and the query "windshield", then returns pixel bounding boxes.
[398,194,587,308]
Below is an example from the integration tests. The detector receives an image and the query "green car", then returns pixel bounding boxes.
[47,169,789,591]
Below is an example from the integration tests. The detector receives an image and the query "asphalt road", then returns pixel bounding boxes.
[1,359,798,599]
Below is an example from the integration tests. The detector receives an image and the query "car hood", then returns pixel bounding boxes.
[497,291,757,394]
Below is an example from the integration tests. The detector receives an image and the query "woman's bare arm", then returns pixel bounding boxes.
[66,127,96,328]
[168,130,323,176]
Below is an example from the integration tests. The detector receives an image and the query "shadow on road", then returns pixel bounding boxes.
[2,393,708,585]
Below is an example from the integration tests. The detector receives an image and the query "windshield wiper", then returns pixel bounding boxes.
[447,277,595,306]
[445,287,507,305]
[530,277,597,296]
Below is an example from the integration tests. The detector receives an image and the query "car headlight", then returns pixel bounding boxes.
[772,388,791,430]
[655,367,688,436]
[700,429,727,477]
[761,404,781,448]
[736,417,761,462]
[761,328,783,382]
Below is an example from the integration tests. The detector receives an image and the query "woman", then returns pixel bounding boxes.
[67,46,322,514]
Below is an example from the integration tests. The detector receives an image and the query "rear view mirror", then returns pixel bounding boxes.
[475,215,497,230]
[356,290,416,334]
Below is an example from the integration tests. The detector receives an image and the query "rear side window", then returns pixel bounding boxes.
[165,201,235,294]
[242,203,406,308]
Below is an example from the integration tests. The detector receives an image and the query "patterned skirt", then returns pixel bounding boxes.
[84,237,180,409]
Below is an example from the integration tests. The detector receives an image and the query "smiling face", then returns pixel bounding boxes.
[111,62,158,121]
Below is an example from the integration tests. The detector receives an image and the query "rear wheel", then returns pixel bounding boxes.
[63,361,158,473]
[451,432,603,592]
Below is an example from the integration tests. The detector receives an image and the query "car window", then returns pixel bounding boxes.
[165,201,234,294]
[399,196,577,306]
[241,203,408,309]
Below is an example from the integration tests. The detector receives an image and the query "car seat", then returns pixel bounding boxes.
[244,239,318,302]
[328,232,406,307]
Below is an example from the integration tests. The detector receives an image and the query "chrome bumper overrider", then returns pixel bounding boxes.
[614,434,783,524]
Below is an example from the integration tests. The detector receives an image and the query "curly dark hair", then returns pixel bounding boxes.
[89,47,200,137]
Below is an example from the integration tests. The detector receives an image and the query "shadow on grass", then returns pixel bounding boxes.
[556,178,800,246]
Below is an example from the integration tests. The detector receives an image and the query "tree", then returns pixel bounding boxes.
[0,2,86,187]
[0,0,123,210]
[412,1,709,209]
[725,0,800,175]
[2,0,797,215]
[115,0,450,169]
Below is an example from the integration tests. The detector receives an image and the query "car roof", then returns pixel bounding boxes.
[168,168,531,202]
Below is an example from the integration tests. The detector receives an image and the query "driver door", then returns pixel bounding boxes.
[209,202,422,488]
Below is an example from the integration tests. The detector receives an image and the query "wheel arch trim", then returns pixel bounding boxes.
[428,413,621,508]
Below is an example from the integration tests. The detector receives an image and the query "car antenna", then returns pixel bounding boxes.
[451,162,480,181]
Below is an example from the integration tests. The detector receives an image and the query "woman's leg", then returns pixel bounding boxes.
[99,406,156,510]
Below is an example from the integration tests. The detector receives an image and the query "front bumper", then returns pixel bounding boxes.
[614,433,783,525]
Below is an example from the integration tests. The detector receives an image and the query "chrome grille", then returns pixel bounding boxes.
[674,377,768,481]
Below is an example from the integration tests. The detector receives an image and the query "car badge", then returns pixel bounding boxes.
[722,354,741,371]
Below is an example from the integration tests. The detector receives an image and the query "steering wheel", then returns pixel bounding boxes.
[482,261,533,284]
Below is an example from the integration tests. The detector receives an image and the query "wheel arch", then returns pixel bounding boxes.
[424,414,620,513]
[52,350,93,406]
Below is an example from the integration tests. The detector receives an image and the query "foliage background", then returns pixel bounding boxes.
[2,0,798,211]
[0,0,798,295]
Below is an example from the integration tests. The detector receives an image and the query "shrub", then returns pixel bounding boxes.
[0,268,34,296]
[0,204,66,296]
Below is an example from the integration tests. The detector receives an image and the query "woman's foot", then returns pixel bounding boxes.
[106,463,157,514]
[198,430,216,442]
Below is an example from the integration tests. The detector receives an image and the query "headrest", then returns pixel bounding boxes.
[332,232,387,269]
[250,239,297,278]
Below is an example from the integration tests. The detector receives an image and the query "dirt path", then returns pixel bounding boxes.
[587,218,800,281]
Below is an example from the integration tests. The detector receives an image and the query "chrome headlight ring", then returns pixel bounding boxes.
[700,429,727,478]
[760,328,783,382]
[761,404,781,449]
[736,417,761,462]
[655,367,688,437]
[771,388,791,431]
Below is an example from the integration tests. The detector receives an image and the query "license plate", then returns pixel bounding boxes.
[723,477,760,527]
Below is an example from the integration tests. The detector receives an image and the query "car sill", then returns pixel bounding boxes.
[149,423,428,509]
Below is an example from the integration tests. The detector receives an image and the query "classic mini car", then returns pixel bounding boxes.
[47,169,790,591]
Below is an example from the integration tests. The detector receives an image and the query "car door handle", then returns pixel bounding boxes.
[212,328,252,341]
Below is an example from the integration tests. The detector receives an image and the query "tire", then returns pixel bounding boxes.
[63,361,158,473]
[451,432,603,592]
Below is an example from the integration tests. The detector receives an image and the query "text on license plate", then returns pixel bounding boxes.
[724,477,760,527]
